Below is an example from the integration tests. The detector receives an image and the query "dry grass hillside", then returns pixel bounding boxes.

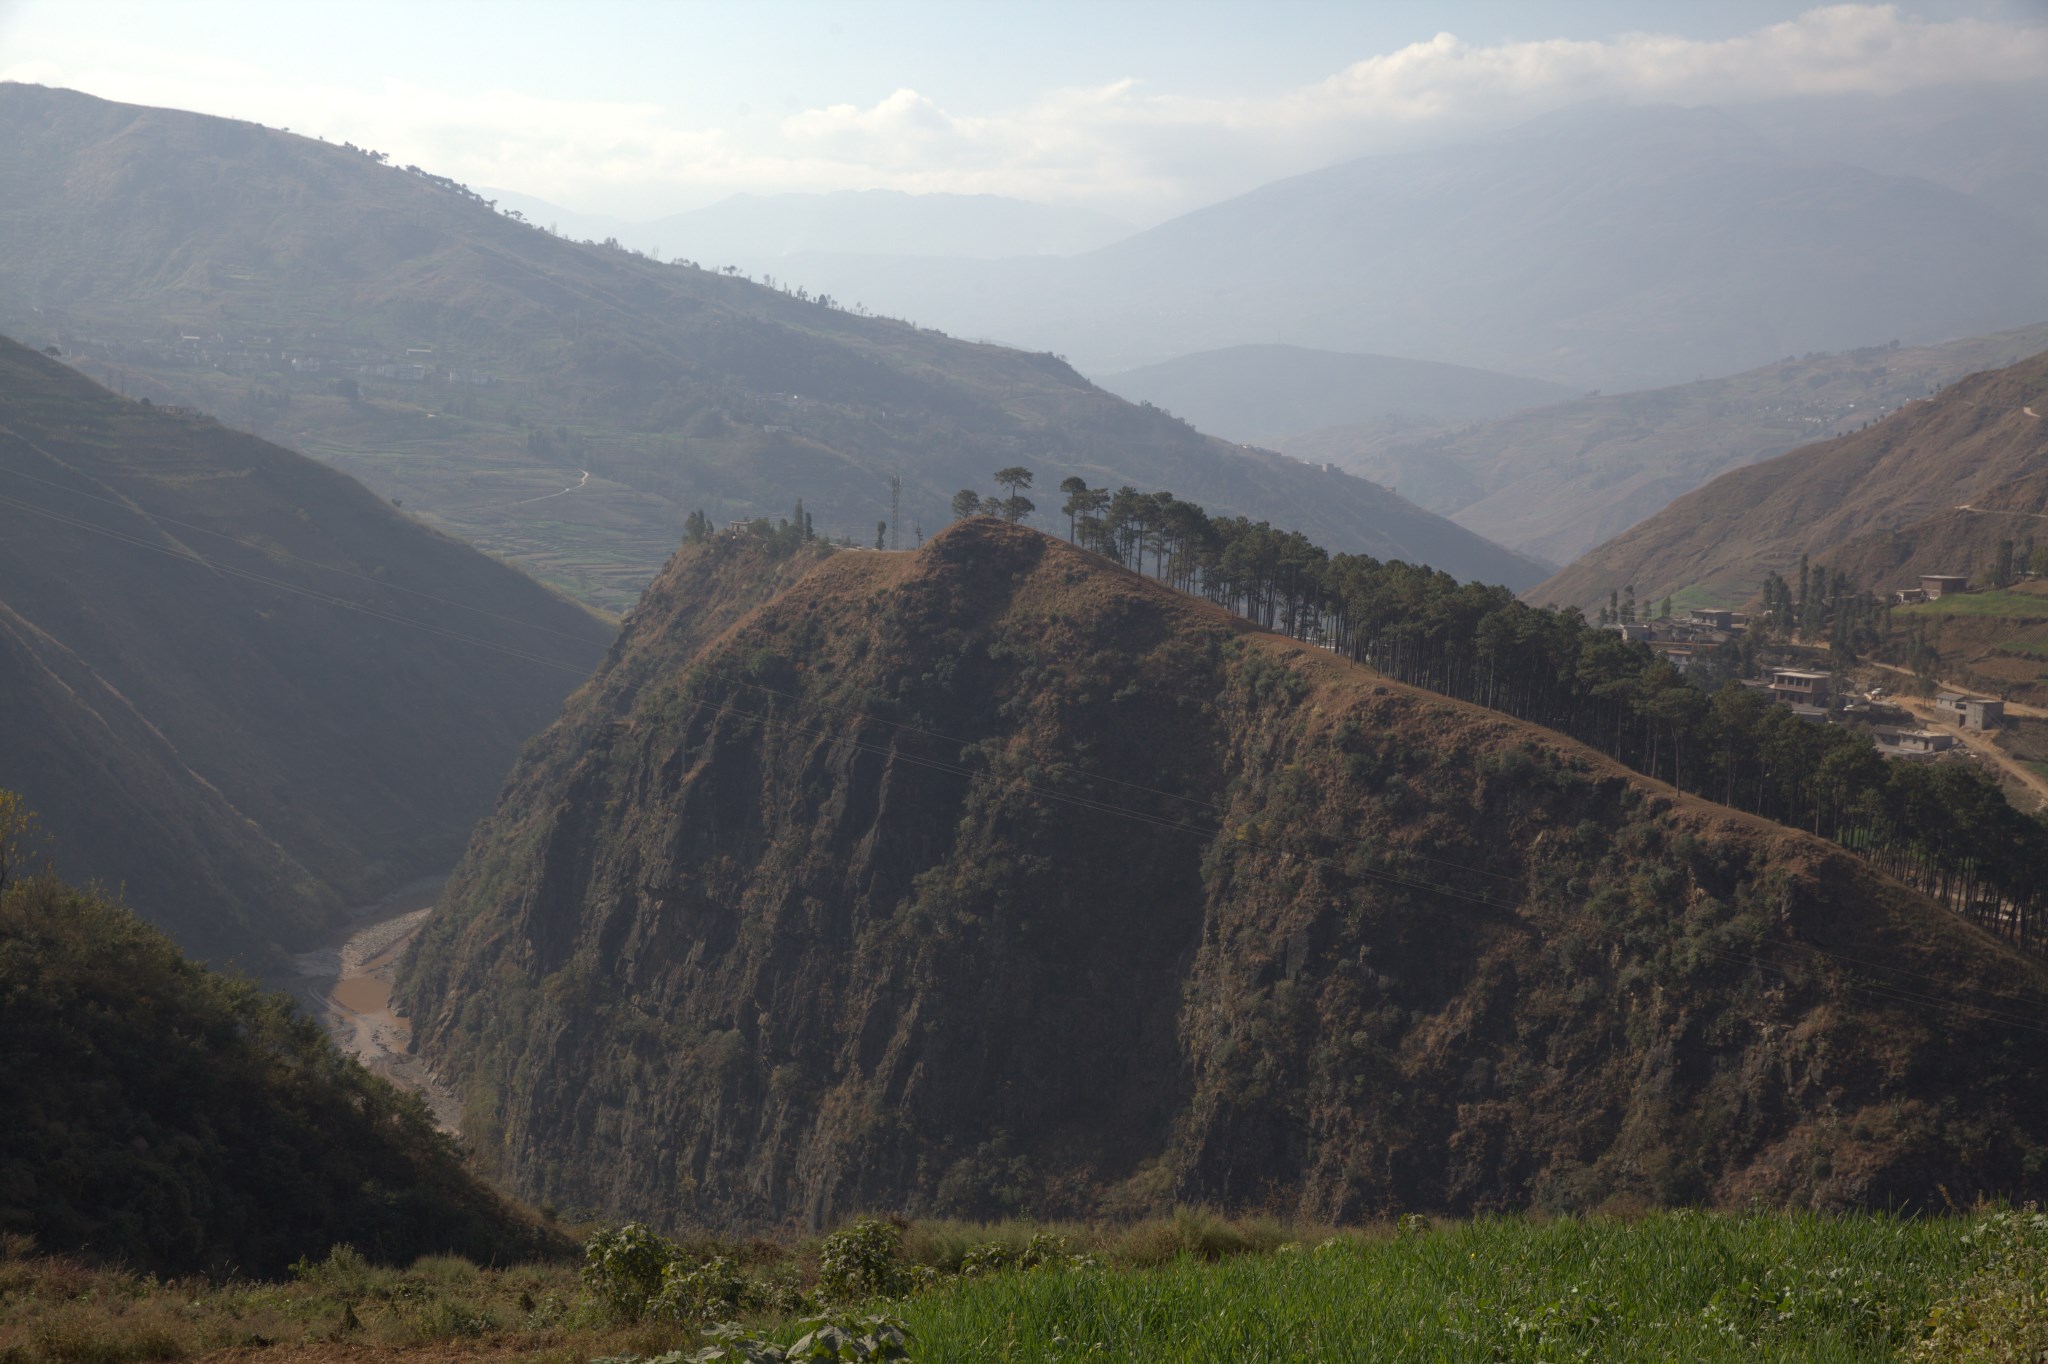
[398,520,2048,1230]
[1533,349,2048,612]
[1825,469,2048,593]
[1283,323,2048,565]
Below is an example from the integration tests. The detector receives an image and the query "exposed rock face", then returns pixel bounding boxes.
[401,520,2048,1228]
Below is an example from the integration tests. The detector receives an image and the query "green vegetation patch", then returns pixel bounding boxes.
[13,1211,2043,1364]
[0,868,564,1278]
[1896,590,2048,620]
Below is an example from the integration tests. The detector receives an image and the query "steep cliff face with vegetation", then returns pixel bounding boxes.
[0,338,612,963]
[400,520,2048,1230]
[1534,349,2048,612]
[0,866,563,1275]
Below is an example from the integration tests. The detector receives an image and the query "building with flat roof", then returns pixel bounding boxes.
[1921,574,1969,599]
[1767,669,1831,707]
[1874,727,1955,760]
[1935,691,2004,730]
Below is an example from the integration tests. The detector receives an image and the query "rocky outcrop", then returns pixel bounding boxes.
[401,519,2048,1228]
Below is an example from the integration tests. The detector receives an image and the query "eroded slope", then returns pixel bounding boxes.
[401,521,2048,1227]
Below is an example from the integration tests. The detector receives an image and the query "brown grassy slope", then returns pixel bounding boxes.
[0,82,1544,593]
[398,520,2048,1230]
[1822,468,2048,593]
[0,338,613,963]
[1283,322,2048,566]
[1532,350,2048,611]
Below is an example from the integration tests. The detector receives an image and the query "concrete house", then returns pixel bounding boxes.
[1767,669,1831,707]
[1935,691,2004,730]
[1874,727,1955,760]
[1920,574,1969,599]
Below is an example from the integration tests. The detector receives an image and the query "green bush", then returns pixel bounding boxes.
[582,1223,681,1322]
[651,1254,753,1325]
[815,1221,913,1303]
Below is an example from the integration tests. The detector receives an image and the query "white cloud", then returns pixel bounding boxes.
[5,5,2041,218]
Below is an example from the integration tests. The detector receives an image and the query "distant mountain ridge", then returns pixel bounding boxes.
[483,187,1133,263]
[0,337,612,963]
[1531,349,2048,612]
[1282,323,2048,565]
[0,82,1542,597]
[741,102,2048,388]
[1094,345,1575,445]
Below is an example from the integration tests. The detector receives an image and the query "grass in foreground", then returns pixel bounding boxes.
[4,1209,2045,1363]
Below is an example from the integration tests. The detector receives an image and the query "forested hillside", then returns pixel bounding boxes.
[397,520,2048,1230]
[0,82,1544,600]
[1534,349,2048,612]
[0,855,562,1275]
[0,338,611,963]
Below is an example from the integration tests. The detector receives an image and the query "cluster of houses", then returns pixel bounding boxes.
[1602,607,1748,672]
[1746,664,2006,762]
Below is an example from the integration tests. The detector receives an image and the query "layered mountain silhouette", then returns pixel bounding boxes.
[0,83,1544,595]
[1533,349,2048,612]
[753,103,2048,389]
[1284,322,2048,565]
[1095,345,1574,446]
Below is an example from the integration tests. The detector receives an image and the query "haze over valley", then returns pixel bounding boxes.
[6,4,2048,1359]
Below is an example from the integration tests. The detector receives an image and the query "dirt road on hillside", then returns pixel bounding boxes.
[1868,661,2048,718]
[1890,696,2048,810]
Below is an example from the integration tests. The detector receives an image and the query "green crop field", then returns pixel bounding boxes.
[10,1209,2042,1364]
[1898,589,2048,620]
[891,1214,1987,1362]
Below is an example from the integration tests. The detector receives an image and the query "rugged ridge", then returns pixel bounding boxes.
[400,520,2048,1228]
[1532,349,2048,611]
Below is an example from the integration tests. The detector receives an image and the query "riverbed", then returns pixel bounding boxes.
[287,878,463,1133]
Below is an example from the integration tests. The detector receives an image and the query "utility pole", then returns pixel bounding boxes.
[889,475,902,550]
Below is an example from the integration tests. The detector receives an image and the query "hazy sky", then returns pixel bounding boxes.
[3,1,2044,221]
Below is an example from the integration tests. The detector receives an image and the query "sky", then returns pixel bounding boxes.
[3,0,2044,222]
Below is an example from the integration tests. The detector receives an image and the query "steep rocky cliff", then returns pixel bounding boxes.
[400,520,2048,1228]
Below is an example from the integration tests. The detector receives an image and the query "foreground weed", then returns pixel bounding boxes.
[1909,1206,2048,1362]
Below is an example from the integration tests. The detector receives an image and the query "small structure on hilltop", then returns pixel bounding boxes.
[1767,668,1831,708]
[1935,690,2004,730]
[1921,573,1969,599]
